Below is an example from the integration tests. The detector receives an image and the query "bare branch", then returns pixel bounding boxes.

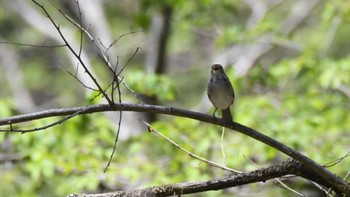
[115,47,142,77]
[32,0,113,105]
[74,0,84,57]
[142,120,241,174]
[105,30,144,54]
[323,151,350,168]
[63,63,99,92]
[243,155,304,196]
[67,159,332,197]
[44,0,138,99]
[104,83,123,172]
[0,41,65,48]
[2,108,91,133]
[0,103,349,194]
[103,109,122,173]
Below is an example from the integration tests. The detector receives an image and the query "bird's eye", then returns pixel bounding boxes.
[212,64,222,71]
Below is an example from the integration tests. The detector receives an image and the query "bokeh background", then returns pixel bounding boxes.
[0,0,349,196]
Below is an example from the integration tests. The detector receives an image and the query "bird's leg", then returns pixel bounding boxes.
[212,108,218,118]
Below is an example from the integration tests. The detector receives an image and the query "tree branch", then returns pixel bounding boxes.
[31,0,113,105]
[0,103,349,194]
[67,159,335,196]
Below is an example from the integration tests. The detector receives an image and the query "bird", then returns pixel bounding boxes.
[207,64,235,122]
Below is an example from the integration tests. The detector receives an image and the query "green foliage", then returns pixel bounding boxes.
[0,112,116,196]
[216,26,242,46]
[0,99,14,118]
[322,0,350,23]
[125,69,177,101]
[235,53,350,173]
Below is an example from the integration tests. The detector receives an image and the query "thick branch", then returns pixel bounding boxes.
[67,159,336,196]
[0,104,349,194]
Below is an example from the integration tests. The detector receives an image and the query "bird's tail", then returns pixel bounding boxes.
[221,108,232,122]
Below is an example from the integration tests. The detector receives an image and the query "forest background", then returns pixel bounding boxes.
[0,0,349,196]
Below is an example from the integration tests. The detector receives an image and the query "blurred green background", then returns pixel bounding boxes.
[0,0,349,196]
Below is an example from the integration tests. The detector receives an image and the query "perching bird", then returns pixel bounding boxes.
[207,64,235,122]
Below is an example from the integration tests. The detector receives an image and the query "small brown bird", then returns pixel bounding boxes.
[207,64,235,122]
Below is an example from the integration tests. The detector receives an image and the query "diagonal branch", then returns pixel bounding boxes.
[0,103,349,194]
[142,120,241,174]
[32,0,113,105]
[46,0,138,100]
[67,159,333,197]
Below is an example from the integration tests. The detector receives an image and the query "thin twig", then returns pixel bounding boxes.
[32,0,113,105]
[104,110,122,173]
[47,0,93,40]
[345,171,350,181]
[104,62,124,173]
[323,151,350,168]
[0,41,65,48]
[242,155,305,196]
[116,47,142,77]
[4,107,91,133]
[141,120,241,174]
[111,55,120,102]
[105,30,144,54]
[74,0,84,57]
[64,65,99,92]
[309,180,333,197]
[46,0,138,99]
[220,127,226,165]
